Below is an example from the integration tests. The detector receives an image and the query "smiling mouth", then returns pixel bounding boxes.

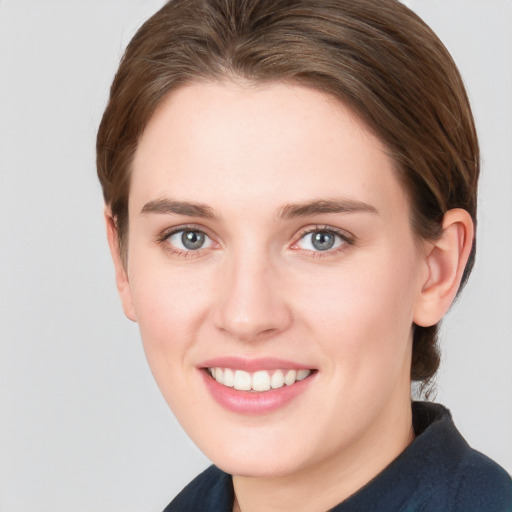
[206,367,314,392]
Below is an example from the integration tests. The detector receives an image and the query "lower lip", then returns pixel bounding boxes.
[200,370,316,414]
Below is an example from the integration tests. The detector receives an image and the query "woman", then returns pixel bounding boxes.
[96,0,512,510]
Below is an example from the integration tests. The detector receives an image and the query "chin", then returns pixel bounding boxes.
[213,451,305,479]
[190,424,319,478]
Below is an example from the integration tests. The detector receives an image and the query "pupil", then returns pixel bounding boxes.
[312,231,334,251]
[182,231,204,250]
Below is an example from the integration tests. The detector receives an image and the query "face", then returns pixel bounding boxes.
[117,82,429,479]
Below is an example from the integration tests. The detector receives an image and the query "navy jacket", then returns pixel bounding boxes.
[164,402,512,511]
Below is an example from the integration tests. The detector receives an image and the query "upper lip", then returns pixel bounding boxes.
[198,356,315,372]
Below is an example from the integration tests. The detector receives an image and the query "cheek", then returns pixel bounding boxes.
[298,250,419,374]
[127,256,211,369]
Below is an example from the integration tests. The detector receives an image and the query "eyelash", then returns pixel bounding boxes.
[156,224,354,258]
[157,225,215,258]
[291,225,354,258]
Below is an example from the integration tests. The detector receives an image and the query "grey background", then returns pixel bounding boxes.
[0,1,510,511]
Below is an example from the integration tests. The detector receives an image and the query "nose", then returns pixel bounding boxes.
[212,251,292,342]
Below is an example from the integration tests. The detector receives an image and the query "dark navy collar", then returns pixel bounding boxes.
[164,402,512,512]
[333,401,466,510]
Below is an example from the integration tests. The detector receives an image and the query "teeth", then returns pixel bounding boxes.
[297,369,310,381]
[284,369,297,386]
[208,367,311,392]
[271,369,285,389]
[252,371,271,392]
[223,368,235,387]
[234,370,252,391]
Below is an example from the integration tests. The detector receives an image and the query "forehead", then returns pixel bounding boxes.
[130,81,408,217]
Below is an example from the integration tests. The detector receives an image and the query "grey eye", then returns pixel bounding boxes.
[167,230,213,251]
[311,231,335,251]
[297,230,344,252]
[182,231,205,250]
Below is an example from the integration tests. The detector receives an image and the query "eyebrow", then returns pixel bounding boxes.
[140,198,220,220]
[140,197,378,221]
[277,198,378,219]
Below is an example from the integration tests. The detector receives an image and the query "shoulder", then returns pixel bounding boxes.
[451,448,512,512]
[162,465,233,512]
[412,402,512,512]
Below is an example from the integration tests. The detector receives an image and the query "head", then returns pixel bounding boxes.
[97,0,479,385]
[97,0,478,480]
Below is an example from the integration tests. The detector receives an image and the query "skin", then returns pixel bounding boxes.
[107,81,473,512]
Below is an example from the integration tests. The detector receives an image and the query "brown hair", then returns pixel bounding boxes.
[97,0,479,383]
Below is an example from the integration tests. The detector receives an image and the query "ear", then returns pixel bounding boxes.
[104,208,137,322]
[413,208,474,327]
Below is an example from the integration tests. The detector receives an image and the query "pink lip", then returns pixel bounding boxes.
[198,356,313,372]
[198,358,317,415]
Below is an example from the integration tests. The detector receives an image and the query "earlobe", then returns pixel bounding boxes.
[413,209,474,327]
[104,208,137,322]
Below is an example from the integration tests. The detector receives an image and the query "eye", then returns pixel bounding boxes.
[296,229,346,252]
[166,229,214,251]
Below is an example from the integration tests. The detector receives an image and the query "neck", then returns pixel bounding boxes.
[232,397,415,512]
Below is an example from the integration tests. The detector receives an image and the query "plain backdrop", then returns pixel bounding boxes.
[0,1,511,511]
